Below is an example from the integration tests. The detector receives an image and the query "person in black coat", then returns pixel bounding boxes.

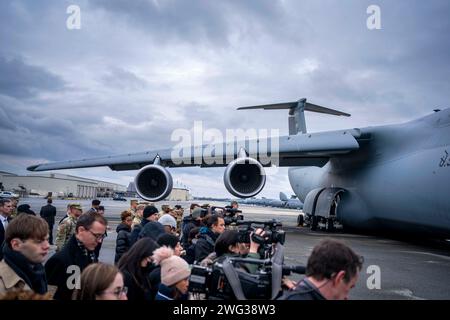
[17,204,36,216]
[45,213,107,300]
[139,220,164,242]
[194,215,225,263]
[40,198,57,245]
[129,205,159,246]
[183,227,200,264]
[114,211,133,264]
[117,238,159,301]
[180,207,203,249]
[0,199,13,260]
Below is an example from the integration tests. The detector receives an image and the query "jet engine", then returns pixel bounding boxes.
[224,156,266,198]
[134,163,173,201]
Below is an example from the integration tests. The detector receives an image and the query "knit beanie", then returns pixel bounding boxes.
[143,205,159,219]
[152,246,190,286]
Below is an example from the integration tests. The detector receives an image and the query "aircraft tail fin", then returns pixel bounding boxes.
[279,192,288,201]
[237,98,350,134]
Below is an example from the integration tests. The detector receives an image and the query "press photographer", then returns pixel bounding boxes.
[180,206,205,249]
[235,219,286,258]
[189,219,305,300]
[194,214,225,263]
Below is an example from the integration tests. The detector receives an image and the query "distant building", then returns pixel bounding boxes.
[0,171,126,198]
[168,187,191,201]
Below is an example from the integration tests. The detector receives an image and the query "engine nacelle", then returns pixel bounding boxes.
[134,164,173,201]
[223,157,266,198]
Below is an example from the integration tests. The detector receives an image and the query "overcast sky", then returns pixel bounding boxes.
[1,0,449,198]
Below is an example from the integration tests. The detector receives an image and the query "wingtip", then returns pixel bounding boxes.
[26,165,39,172]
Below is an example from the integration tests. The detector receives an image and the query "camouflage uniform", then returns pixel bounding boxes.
[131,215,142,228]
[172,210,184,234]
[128,200,138,215]
[9,199,18,219]
[55,215,77,251]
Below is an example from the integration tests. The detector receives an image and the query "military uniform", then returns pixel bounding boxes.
[131,215,142,228]
[128,200,139,215]
[9,199,18,219]
[172,210,184,234]
[55,215,77,251]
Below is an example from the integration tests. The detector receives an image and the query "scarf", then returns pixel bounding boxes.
[2,245,47,294]
[75,238,97,263]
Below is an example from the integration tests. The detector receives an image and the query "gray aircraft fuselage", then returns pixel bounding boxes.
[288,108,450,237]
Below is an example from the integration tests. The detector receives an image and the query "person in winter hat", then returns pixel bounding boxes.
[158,214,177,235]
[152,246,191,300]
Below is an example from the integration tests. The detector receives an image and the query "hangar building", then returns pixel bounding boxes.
[0,171,126,198]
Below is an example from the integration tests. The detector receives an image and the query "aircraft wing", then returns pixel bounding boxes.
[27,129,360,172]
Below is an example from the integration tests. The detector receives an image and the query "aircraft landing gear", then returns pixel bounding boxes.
[310,216,318,231]
[325,217,335,232]
[297,214,304,227]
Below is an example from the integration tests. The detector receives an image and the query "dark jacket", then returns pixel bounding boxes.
[279,278,326,300]
[45,235,97,300]
[114,223,131,264]
[194,228,219,263]
[183,242,196,265]
[180,217,197,248]
[139,221,165,242]
[129,219,149,246]
[155,283,188,301]
[0,217,12,261]
[148,266,161,300]
[121,268,154,301]
[39,204,57,225]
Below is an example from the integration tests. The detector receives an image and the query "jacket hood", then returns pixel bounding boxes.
[116,223,131,233]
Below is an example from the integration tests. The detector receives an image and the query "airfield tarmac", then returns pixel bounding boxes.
[21,197,450,300]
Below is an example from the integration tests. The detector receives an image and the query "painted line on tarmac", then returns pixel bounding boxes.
[397,250,450,261]
[388,289,426,300]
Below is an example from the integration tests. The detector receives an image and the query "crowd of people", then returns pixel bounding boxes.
[0,197,363,301]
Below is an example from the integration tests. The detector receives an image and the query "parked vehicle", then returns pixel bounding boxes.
[0,191,19,198]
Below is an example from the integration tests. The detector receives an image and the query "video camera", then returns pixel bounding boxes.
[236,219,286,246]
[188,243,305,300]
[209,206,243,225]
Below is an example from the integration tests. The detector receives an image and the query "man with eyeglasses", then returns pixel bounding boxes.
[45,212,108,300]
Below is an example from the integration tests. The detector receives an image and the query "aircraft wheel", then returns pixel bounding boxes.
[297,214,304,227]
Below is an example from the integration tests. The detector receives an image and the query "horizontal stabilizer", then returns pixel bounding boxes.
[238,98,350,134]
[238,101,350,117]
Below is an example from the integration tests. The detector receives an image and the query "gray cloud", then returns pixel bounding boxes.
[89,0,286,47]
[0,56,65,99]
[100,67,148,90]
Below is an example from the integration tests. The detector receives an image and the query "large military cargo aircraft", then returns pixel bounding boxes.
[28,98,450,237]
